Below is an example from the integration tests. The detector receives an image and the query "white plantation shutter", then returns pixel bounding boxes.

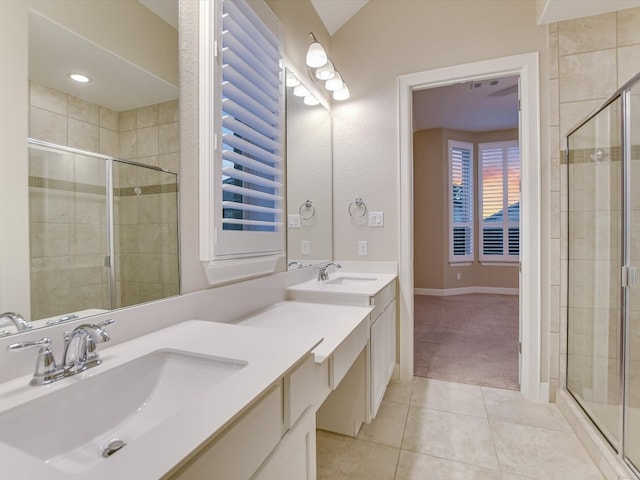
[449,140,474,263]
[479,140,520,262]
[200,0,285,263]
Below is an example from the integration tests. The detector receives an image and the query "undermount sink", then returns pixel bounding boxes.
[0,349,247,473]
[323,276,378,286]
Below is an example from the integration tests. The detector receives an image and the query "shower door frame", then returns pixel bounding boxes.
[565,71,640,479]
[27,138,179,313]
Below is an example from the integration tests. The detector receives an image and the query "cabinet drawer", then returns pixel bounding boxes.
[370,279,396,319]
[169,383,282,480]
[285,354,315,430]
[330,318,369,389]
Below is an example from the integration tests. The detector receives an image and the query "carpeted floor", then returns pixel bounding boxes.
[414,293,520,390]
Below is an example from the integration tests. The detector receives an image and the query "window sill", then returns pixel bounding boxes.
[449,262,473,267]
[479,261,519,267]
[202,254,285,286]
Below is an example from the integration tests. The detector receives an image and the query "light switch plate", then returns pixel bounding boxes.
[357,240,368,256]
[288,214,301,228]
[369,211,384,227]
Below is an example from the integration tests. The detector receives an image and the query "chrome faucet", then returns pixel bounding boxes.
[63,319,114,374]
[7,319,114,385]
[0,312,32,332]
[317,262,341,281]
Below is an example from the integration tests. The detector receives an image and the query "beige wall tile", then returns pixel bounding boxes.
[68,118,100,152]
[558,13,616,56]
[137,126,159,157]
[549,31,559,80]
[100,107,118,131]
[119,109,137,131]
[159,99,179,124]
[559,49,617,103]
[559,99,605,139]
[159,152,179,173]
[29,106,67,144]
[617,6,640,46]
[29,81,66,115]
[137,104,158,128]
[550,191,561,238]
[618,44,640,87]
[99,127,118,157]
[68,94,99,125]
[159,122,179,154]
[549,79,559,126]
[118,131,137,160]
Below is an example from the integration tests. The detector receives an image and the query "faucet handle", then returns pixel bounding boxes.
[7,337,62,386]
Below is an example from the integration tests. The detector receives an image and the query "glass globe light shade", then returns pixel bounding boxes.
[304,95,320,106]
[293,84,311,97]
[333,84,350,101]
[306,41,328,68]
[315,59,335,81]
[325,71,344,92]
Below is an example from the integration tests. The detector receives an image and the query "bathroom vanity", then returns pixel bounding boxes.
[0,265,397,480]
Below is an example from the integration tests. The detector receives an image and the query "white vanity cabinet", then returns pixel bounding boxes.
[167,355,317,480]
[370,298,396,419]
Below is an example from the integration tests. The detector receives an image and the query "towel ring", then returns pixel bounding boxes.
[348,197,367,218]
[299,200,316,220]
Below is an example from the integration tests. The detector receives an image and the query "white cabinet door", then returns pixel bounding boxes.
[252,407,316,480]
[370,299,396,418]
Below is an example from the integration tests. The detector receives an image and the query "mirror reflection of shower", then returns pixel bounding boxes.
[28,140,179,322]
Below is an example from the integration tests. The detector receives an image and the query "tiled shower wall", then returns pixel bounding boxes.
[28,80,179,320]
[549,8,640,398]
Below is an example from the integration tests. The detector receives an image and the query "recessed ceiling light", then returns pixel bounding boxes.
[69,73,90,83]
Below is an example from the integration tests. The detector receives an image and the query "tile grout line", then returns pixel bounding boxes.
[393,378,415,480]
[480,385,507,479]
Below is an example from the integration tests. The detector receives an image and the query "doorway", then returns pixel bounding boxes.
[397,52,542,400]
[412,76,521,390]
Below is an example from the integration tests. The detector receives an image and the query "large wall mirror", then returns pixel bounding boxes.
[285,68,333,269]
[0,0,180,337]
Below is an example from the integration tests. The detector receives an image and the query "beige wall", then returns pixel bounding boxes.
[414,128,519,291]
[551,7,640,399]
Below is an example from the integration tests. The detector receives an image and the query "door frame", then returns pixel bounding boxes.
[397,52,543,400]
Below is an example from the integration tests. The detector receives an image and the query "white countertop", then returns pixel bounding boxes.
[233,301,374,363]
[0,320,322,480]
[286,272,397,305]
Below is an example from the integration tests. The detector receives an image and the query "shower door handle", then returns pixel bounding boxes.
[622,266,637,288]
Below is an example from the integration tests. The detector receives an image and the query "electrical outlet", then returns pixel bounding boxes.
[301,241,311,255]
[357,240,368,256]
[456,272,461,280]
[288,214,301,228]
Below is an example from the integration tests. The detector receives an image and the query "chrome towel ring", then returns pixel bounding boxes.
[299,200,316,220]
[348,197,367,218]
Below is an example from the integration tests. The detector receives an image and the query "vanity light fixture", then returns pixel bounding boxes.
[305,32,327,68]
[303,95,320,106]
[305,32,350,101]
[293,84,311,97]
[69,73,90,83]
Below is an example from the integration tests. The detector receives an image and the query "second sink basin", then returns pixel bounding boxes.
[0,349,247,473]
[324,276,378,286]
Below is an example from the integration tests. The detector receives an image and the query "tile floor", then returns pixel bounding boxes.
[317,377,605,480]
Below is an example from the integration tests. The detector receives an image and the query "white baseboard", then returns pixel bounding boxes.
[539,382,550,402]
[415,287,519,296]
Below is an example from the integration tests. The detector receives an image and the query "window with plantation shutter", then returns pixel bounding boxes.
[449,140,474,263]
[479,140,520,262]
[199,0,284,282]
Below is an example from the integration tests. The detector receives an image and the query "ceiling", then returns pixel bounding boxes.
[310,0,369,35]
[412,76,520,133]
[28,2,178,112]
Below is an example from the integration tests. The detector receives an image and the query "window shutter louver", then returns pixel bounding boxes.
[449,141,474,263]
[221,0,283,234]
[479,141,520,262]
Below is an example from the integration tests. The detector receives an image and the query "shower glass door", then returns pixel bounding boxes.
[625,80,640,475]
[567,96,623,450]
